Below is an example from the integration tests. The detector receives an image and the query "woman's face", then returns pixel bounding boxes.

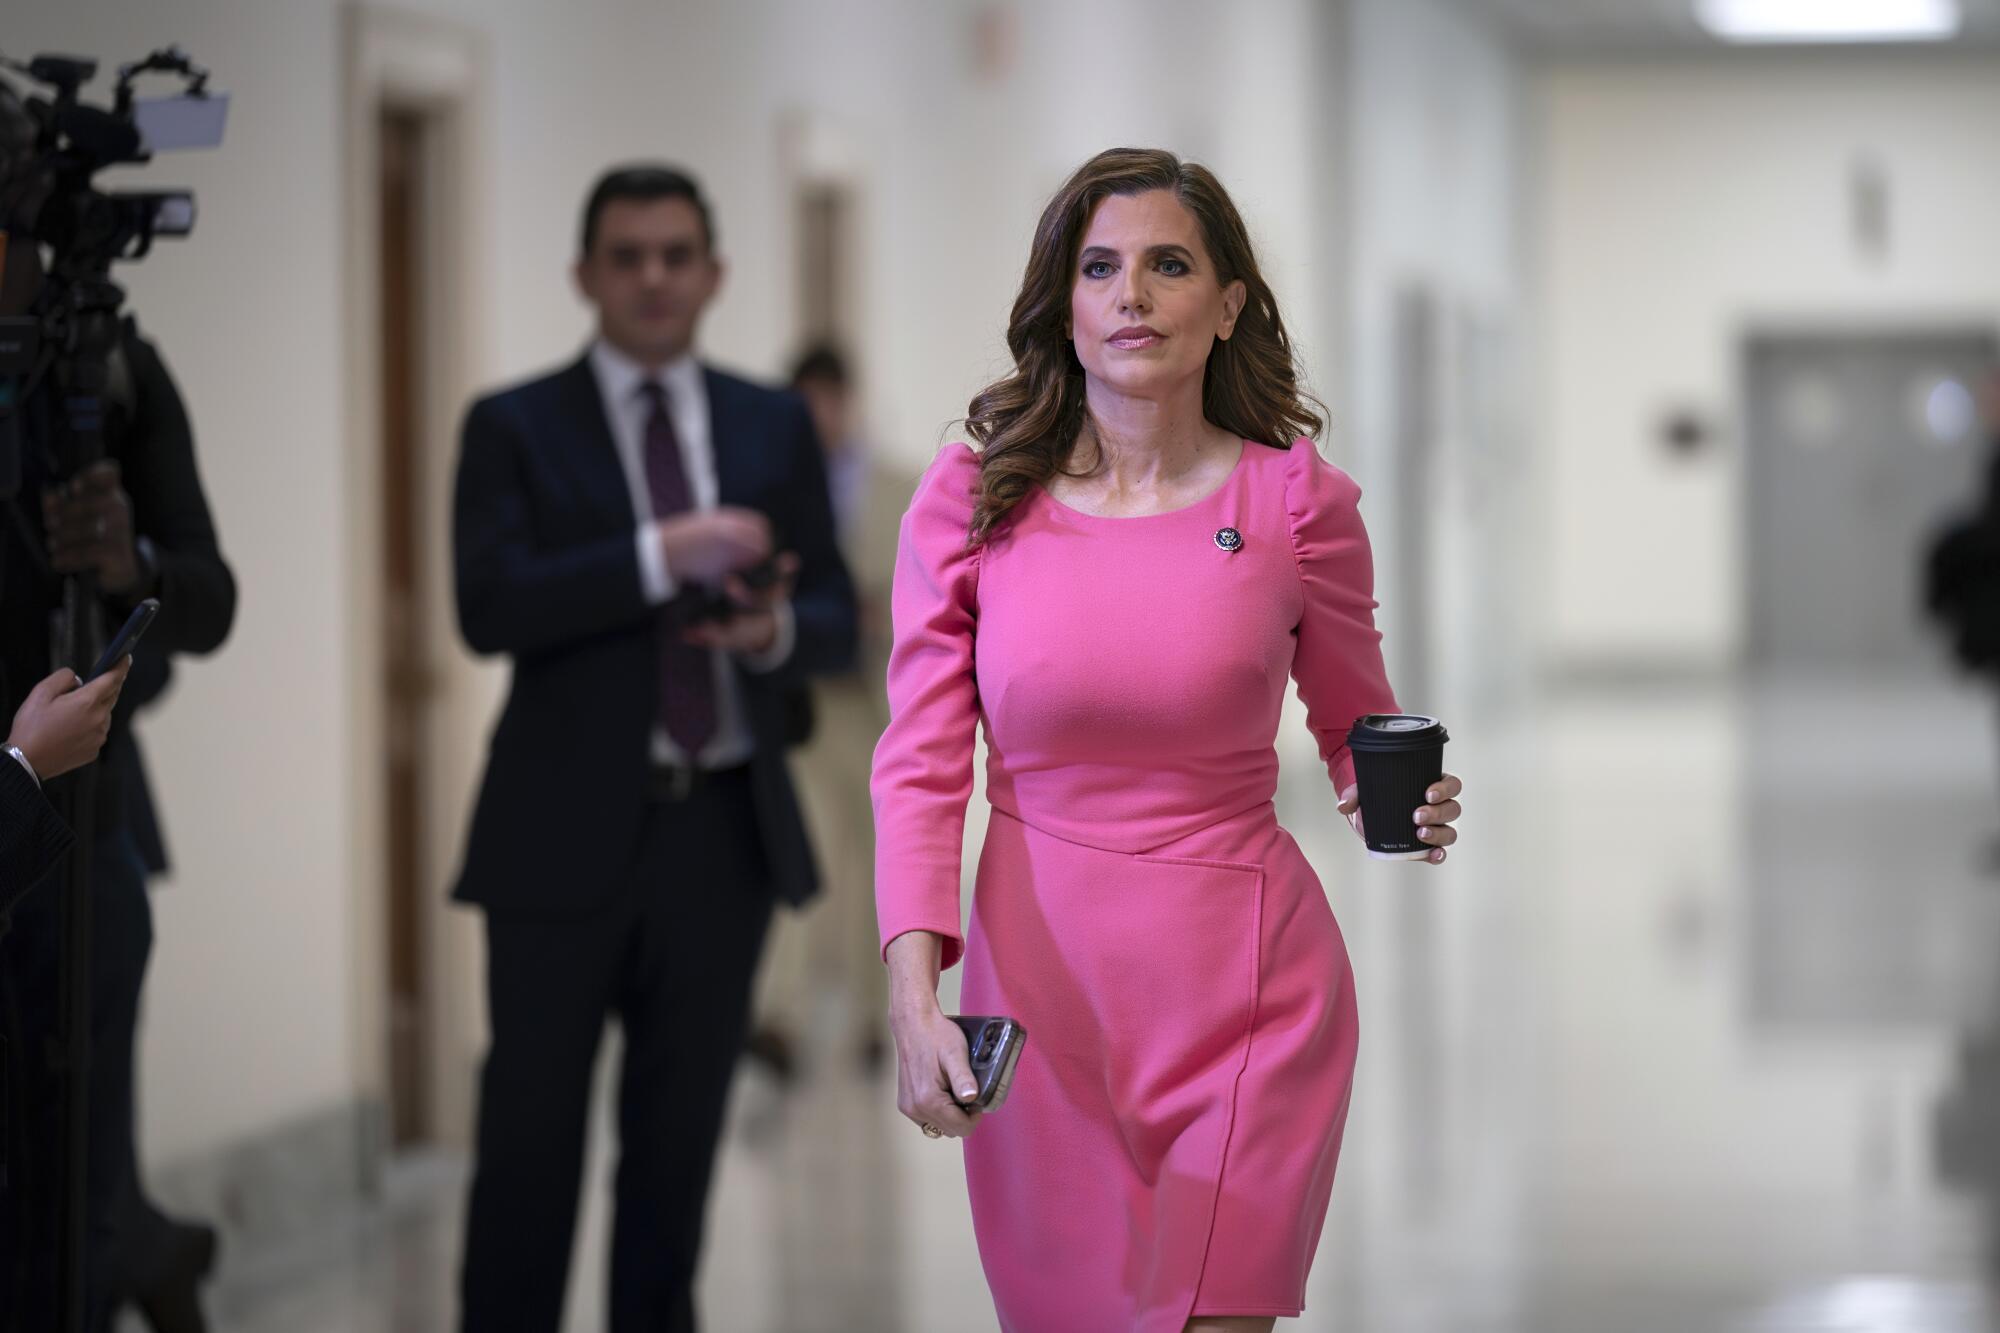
[1067,189,1245,404]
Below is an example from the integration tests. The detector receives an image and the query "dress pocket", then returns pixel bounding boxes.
[1112,855,1265,1137]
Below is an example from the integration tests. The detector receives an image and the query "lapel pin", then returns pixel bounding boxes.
[1214,527,1243,553]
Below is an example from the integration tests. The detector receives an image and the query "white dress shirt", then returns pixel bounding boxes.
[588,340,795,770]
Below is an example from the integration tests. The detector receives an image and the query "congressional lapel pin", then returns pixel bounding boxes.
[1214,526,1243,553]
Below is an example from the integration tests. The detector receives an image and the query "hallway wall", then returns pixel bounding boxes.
[1343,0,1531,707]
[1534,52,2000,671]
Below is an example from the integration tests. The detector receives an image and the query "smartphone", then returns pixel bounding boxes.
[87,599,160,681]
[679,556,785,626]
[949,1015,1028,1112]
[734,556,783,591]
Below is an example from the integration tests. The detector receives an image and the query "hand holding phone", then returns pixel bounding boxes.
[88,598,159,681]
[949,1015,1027,1112]
[5,663,129,782]
[676,556,787,627]
[654,508,772,586]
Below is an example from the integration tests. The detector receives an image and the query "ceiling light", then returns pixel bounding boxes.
[1694,0,1961,42]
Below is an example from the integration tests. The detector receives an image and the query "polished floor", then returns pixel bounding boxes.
[154,669,2000,1332]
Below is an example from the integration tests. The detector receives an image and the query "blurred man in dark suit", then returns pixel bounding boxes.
[451,164,856,1332]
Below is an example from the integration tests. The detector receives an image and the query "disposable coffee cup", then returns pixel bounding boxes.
[1345,714,1450,861]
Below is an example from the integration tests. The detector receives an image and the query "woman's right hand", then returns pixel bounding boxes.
[6,660,131,781]
[885,931,984,1140]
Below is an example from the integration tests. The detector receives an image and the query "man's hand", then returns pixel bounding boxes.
[43,460,147,595]
[655,508,773,586]
[682,552,800,655]
[5,660,132,781]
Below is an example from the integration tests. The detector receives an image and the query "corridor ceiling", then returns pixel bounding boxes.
[1450,0,2000,52]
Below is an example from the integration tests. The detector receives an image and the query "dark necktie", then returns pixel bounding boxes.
[639,380,718,758]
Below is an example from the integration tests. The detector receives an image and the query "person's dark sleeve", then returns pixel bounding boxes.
[769,395,857,680]
[118,328,238,657]
[120,644,173,713]
[452,394,653,658]
[0,754,73,905]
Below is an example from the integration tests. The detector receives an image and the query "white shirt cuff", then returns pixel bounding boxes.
[739,598,795,673]
[635,525,677,605]
[8,746,41,789]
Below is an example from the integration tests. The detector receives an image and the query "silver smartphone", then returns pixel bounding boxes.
[949,1015,1027,1112]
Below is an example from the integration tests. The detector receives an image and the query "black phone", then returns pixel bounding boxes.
[679,556,784,626]
[734,557,783,591]
[88,598,159,681]
[950,1015,1027,1112]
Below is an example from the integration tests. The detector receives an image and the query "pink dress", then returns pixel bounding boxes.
[871,437,1399,1331]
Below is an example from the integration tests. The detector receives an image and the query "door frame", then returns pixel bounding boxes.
[340,2,495,1159]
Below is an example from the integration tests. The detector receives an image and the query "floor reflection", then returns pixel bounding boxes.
[173,671,2000,1332]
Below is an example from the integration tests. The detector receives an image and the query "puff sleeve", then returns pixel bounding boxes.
[1285,438,1400,799]
[871,443,983,969]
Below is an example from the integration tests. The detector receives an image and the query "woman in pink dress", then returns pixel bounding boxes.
[871,148,1466,1333]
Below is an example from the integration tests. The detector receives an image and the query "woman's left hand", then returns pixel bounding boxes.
[1336,772,1463,865]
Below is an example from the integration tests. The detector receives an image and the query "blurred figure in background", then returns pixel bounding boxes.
[450,164,854,1332]
[747,345,916,1080]
[1925,368,2000,852]
[1933,968,2000,1274]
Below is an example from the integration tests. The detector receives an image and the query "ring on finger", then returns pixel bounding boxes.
[920,1122,942,1139]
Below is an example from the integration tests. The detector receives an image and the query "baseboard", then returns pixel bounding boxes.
[147,1096,389,1253]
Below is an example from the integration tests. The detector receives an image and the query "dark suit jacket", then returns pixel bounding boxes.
[451,354,858,918]
[0,319,237,876]
[0,755,72,912]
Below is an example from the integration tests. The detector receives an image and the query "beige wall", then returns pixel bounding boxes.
[1535,53,2000,670]
[1344,0,1531,708]
[8,0,361,1165]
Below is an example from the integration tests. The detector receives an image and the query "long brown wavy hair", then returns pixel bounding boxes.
[962,147,1325,546]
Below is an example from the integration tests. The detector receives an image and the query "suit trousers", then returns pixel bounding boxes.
[459,766,774,1333]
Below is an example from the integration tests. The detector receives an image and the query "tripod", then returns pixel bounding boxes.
[53,289,119,1333]
[0,262,126,1333]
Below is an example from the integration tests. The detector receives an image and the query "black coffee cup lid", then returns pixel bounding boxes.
[1347,713,1449,751]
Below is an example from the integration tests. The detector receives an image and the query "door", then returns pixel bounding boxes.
[1743,330,1995,675]
[378,107,432,1147]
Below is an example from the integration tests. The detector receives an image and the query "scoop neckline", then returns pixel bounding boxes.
[1034,439,1250,522]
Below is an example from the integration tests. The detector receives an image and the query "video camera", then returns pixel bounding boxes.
[0,46,226,480]
[0,45,225,279]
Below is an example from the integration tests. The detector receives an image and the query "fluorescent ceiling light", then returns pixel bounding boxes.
[1694,0,1961,42]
